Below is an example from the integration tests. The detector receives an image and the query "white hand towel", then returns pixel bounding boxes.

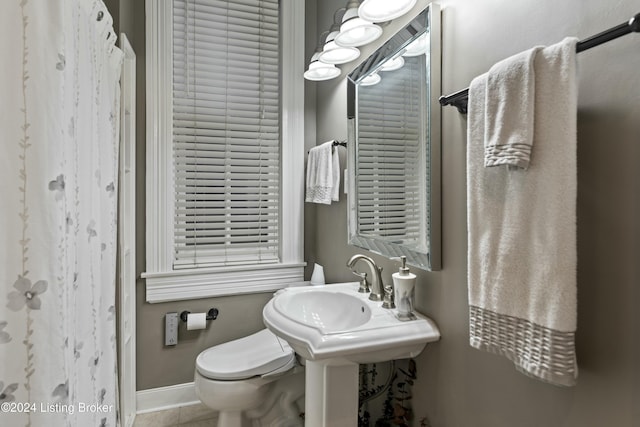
[467,37,579,387]
[305,141,340,204]
[330,145,340,202]
[484,46,542,169]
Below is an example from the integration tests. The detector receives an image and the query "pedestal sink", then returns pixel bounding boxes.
[263,282,440,426]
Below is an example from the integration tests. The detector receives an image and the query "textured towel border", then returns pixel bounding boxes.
[485,143,533,168]
[305,186,334,204]
[469,305,578,387]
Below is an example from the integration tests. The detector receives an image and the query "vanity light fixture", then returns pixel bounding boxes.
[334,0,383,48]
[305,32,342,81]
[319,9,361,64]
[358,0,417,23]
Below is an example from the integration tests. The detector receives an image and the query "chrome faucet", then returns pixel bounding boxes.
[346,254,384,301]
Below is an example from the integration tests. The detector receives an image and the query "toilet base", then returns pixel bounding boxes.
[196,367,305,427]
[245,370,305,426]
[217,411,249,427]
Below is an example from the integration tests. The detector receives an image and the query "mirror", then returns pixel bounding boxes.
[347,4,441,270]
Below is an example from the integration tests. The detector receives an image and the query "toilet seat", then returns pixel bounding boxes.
[196,329,296,381]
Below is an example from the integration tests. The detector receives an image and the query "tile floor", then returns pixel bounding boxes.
[133,402,217,427]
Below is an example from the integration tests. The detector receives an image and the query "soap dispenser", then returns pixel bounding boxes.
[393,256,416,320]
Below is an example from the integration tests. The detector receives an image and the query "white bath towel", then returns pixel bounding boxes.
[467,37,579,387]
[305,141,340,204]
[485,46,542,169]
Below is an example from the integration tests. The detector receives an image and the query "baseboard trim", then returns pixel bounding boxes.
[136,382,199,414]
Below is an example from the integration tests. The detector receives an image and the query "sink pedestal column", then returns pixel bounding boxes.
[304,359,359,427]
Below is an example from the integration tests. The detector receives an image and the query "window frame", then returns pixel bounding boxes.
[143,0,305,303]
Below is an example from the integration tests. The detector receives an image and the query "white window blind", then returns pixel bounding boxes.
[356,55,427,248]
[172,0,281,268]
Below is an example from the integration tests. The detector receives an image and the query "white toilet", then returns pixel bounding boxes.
[194,328,305,427]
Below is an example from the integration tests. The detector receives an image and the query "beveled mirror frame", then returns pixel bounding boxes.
[346,4,441,270]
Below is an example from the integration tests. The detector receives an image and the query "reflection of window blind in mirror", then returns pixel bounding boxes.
[356,55,427,249]
[172,0,281,268]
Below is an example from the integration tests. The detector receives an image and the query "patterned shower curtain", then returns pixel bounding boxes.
[0,1,122,426]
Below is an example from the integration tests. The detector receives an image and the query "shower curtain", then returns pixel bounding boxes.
[0,1,122,426]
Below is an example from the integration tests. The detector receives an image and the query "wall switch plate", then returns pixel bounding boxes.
[165,312,178,346]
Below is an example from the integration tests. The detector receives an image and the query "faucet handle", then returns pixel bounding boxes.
[352,271,370,293]
[382,284,395,309]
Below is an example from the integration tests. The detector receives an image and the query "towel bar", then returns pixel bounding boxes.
[439,12,640,114]
[307,140,346,154]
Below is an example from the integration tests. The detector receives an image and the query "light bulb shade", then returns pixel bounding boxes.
[380,56,405,71]
[358,0,417,22]
[319,41,360,64]
[360,73,381,86]
[335,17,382,47]
[304,61,341,81]
[403,32,429,57]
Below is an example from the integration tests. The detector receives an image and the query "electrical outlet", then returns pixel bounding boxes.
[165,312,179,346]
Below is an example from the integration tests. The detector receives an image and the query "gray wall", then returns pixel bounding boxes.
[312,0,640,426]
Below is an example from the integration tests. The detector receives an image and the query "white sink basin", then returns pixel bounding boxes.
[263,282,440,363]
[273,289,372,334]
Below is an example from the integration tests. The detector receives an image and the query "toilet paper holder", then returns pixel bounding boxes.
[180,308,219,323]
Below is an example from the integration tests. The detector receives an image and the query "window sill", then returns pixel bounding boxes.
[141,262,306,303]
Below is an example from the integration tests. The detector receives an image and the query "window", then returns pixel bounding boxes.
[144,0,305,302]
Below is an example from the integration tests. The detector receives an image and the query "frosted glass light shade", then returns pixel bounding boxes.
[304,61,341,81]
[380,56,405,71]
[360,73,381,86]
[319,40,361,64]
[358,0,417,22]
[335,17,382,47]
[403,32,429,57]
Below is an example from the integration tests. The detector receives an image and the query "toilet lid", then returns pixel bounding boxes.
[196,328,295,380]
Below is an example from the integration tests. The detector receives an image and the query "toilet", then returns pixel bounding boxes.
[194,328,305,427]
